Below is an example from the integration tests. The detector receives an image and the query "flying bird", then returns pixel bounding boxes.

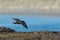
[13,18,28,28]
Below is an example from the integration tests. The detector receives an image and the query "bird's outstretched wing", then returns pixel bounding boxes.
[21,21,28,28]
[13,18,20,22]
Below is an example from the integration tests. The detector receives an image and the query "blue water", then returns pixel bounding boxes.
[0,15,60,32]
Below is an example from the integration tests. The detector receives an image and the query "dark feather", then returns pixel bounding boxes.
[21,21,28,28]
[13,18,21,22]
[13,18,28,28]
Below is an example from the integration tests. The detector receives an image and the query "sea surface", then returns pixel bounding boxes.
[0,14,60,32]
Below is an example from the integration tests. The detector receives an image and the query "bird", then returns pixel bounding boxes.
[12,18,28,28]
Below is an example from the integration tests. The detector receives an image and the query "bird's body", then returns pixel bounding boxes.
[13,18,28,28]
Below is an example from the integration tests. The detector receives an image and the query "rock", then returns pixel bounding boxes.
[0,27,16,33]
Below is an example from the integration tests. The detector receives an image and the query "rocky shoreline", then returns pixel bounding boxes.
[0,27,60,40]
[0,32,60,40]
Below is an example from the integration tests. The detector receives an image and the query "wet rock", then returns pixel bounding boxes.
[0,27,16,33]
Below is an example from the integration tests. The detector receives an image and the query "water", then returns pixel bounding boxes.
[0,14,60,32]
